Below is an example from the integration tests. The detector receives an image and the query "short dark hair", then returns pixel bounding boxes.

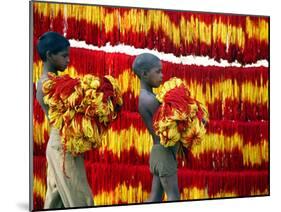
[132,53,161,78]
[36,31,70,61]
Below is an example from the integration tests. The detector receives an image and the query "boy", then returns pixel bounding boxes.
[36,31,94,209]
[132,53,180,202]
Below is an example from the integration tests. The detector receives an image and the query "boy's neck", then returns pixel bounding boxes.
[140,80,153,93]
[42,62,58,75]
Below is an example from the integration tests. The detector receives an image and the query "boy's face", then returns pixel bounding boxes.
[145,61,163,88]
[48,47,70,71]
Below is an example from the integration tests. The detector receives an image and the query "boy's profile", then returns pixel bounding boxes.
[36,31,94,209]
[132,53,180,202]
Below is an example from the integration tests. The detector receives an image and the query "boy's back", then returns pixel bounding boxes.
[138,89,161,145]
[36,75,49,117]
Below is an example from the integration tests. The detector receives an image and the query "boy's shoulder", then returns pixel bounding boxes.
[139,90,157,103]
[138,90,159,113]
[36,75,50,100]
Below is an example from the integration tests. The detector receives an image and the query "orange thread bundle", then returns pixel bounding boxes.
[43,73,123,155]
[153,77,208,148]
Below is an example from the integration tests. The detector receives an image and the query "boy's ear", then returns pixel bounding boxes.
[46,50,52,61]
[141,71,148,79]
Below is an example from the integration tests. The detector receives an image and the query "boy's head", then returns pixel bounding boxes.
[132,53,163,88]
[37,31,70,71]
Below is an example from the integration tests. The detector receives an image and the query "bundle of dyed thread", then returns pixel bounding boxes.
[153,77,208,149]
[42,73,123,155]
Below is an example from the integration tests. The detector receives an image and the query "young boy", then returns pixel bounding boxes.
[36,31,94,209]
[132,53,180,202]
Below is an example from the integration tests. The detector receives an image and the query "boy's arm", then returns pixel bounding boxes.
[139,95,161,145]
[36,81,49,117]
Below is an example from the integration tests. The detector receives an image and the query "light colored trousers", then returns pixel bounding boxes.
[44,128,94,209]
